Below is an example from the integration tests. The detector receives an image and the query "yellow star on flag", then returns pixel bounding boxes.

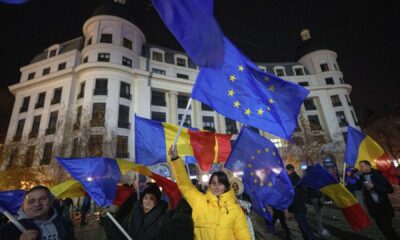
[272,151,276,156]
[264,76,270,82]
[254,179,258,183]
[250,172,254,176]
[245,108,251,116]
[269,98,274,104]
[267,106,271,111]
[257,149,261,154]
[229,75,236,82]
[238,65,244,72]
[257,108,264,116]
[269,85,275,92]
[251,155,255,160]
[265,148,269,153]
[234,100,241,108]
[260,182,264,187]
[247,163,253,168]
[228,89,235,96]
[268,181,273,187]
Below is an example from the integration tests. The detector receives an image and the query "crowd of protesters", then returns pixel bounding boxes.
[0,150,399,240]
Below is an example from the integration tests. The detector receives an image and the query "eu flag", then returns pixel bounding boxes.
[151,0,308,140]
[226,127,294,215]
[151,0,224,67]
[0,190,26,214]
[193,38,308,140]
[0,0,29,4]
[56,157,122,207]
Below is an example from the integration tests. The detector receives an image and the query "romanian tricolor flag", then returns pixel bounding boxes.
[135,115,232,171]
[345,126,397,183]
[299,164,370,231]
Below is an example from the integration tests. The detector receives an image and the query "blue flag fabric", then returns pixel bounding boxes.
[226,127,295,214]
[151,0,224,67]
[0,0,29,4]
[56,157,122,207]
[151,0,308,140]
[0,190,26,214]
[193,38,309,140]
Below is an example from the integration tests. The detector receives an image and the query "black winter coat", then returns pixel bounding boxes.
[356,169,395,218]
[0,209,75,240]
[119,201,169,240]
[288,172,307,214]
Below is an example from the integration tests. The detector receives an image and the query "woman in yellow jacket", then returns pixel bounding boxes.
[168,146,251,240]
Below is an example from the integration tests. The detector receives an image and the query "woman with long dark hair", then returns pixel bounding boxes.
[168,146,251,240]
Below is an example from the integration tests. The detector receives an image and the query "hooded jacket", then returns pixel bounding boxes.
[0,208,75,240]
[170,158,251,240]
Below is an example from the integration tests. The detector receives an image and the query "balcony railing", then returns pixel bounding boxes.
[120,93,132,100]
[118,122,130,129]
[94,88,108,96]
[51,98,61,105]
[45,127,56,135]
[90,119,105,127]
[29,131,38,139]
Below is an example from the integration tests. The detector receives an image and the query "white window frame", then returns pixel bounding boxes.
[273,66,286,77]
[151,48,165,62]
[292,65,305,76]
[258,66,267,72]
[175,55,188,67]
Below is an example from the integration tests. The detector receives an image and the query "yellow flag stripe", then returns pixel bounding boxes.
[320,183,358,208]
[355,136,384,169]
[163,123,194,160]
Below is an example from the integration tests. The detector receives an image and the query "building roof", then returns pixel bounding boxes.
[30,37,83,64]
[92,0,140,25]
[295,36,328,60]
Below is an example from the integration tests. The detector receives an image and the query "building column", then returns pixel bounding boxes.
[168,91,178,124]
[217,113,226,133]
[133,78,151,119]
[192,100,202,129]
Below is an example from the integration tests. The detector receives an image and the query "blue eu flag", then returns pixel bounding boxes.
[152,0,308,140]
[192,38,309,140]
[56,157,122,207]
[226,127,294,215]
[152,0,224,67]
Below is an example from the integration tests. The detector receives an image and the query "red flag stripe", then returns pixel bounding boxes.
[341,203,371,231]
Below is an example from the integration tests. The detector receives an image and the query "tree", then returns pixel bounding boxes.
[0,104,120,189]
[279,113,345,170]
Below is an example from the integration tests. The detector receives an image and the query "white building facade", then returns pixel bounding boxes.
[1,2,359,171]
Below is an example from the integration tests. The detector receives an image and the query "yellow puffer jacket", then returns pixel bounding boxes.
[170,158,251,240]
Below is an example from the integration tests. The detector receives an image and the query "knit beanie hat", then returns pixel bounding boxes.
[142,184,161,202]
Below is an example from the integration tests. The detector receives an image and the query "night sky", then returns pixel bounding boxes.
[0,0,399,139]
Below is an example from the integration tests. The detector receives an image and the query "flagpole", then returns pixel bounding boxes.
[136,172,140,201]
[342,162,347,185]
[171,98,193,150]
[106,212,133,240]
[2,210,26,233]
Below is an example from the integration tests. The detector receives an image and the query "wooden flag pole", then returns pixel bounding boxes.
[171,98,193,151]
